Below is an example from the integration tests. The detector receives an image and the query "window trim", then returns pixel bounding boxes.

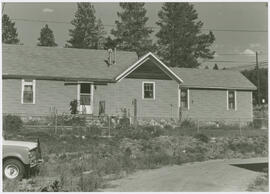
[227,90,237,111]
[142,81,155,100]
[179,88,190,110]
[21,79,36,104]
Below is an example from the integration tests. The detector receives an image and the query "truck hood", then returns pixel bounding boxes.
[3,140,38,150]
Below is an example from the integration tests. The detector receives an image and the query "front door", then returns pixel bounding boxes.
[78,83,93,114]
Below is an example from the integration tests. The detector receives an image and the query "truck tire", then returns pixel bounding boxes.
[3,158,25,180]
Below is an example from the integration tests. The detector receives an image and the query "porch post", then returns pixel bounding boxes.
[91,84,94,113]
[77,83,80,114]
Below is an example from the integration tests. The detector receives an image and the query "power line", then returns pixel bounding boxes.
[202,29,267,33]
[10,17,268,33]
[2,3,5,15]
[216,53,268,56]
[204,60,263,64]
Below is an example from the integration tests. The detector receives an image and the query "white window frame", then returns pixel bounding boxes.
[77,82,94,114]
[227,90,237,111]
[21,79,36,104]
[142,81,155,100]
[179,87,190,110]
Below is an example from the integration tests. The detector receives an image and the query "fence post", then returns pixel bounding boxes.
[197,120,200,133]
[55,113,58,135]
[108,115,111,137]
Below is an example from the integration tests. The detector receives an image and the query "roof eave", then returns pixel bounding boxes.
[180,84,257,91]
[2,74,115,83]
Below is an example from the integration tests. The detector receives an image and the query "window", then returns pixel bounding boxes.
[80,83,91,105]
[180,88,189,109]
[143,82,155,99]
[228,90,236,110]
[21,79,35,104]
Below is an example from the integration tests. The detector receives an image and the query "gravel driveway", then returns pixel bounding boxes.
[101,158,267,192]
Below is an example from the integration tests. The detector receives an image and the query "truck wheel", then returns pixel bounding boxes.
[3,159,25,180]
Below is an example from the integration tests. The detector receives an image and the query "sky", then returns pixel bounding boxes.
[2,2,268,69]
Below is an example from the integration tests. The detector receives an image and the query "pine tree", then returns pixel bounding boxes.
[111,3,154,57]
[37,24,57,47]
[2,14,20,44]
[67,3,105,49]
[213,64,219,70]
[95,19,106,49]
[156,3,215,67]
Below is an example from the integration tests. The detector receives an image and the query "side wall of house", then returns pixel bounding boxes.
[93,78,179,118]
[2,79,77,115]
[181,89,253,122]
[3,79,253,122]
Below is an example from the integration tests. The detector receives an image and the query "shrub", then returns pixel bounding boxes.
[3,115,23,132]
[180,119,196,128]
[193,133,209,143]
[70,100,78,114]
[86,125,102,138]
[77,172,102,192]
[59,114,86,126]
[119,117,130,128]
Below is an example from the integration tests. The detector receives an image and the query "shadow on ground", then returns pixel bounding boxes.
[231,162,268,172]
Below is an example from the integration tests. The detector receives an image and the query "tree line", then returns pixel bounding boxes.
[2,2,215,68]
[242,68,268,105]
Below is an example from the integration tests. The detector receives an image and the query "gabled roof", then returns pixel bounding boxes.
[115,52,183,83]
[2,44,257,90]
[2,44,138,82]
[170,67,257,90]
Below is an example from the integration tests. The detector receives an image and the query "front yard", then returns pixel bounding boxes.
[3,121,268,192]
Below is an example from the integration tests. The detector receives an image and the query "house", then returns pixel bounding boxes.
[2,44,256,123]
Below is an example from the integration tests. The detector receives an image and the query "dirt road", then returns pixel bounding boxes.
[101,158,267,192]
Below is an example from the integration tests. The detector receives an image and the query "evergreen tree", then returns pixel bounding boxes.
[156,3,215,67]
[213,64,219,70]
[37,24,57,47]
[95,19,106,49]
[111,3,154,57]
[67,3,105,49]
[242,68,268,105]
[2,14,20,44]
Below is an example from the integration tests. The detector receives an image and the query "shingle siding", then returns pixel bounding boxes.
[181,89,253,122]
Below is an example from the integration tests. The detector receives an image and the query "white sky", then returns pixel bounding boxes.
[2,2,268,69]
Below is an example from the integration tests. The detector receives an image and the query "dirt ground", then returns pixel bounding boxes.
[101,158,268,192]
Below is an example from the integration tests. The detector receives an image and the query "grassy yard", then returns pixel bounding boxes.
[3,123,268,192]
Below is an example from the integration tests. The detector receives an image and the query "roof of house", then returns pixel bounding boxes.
[2,44,256,90]
[2,44,138,82]
[170,67,257,90]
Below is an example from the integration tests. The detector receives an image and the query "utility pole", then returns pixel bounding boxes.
[256,51,261,106]
[2,3,5,16]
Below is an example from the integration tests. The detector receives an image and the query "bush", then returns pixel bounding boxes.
[86,125,102,138]
[59,114,86,126]
[193,133,209,143]
[119,117,130,128]
[70,100,78,114]
[180,119,196,128]
[3,115,23,132]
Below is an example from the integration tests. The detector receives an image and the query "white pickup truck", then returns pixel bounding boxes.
[3,138,43,180]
